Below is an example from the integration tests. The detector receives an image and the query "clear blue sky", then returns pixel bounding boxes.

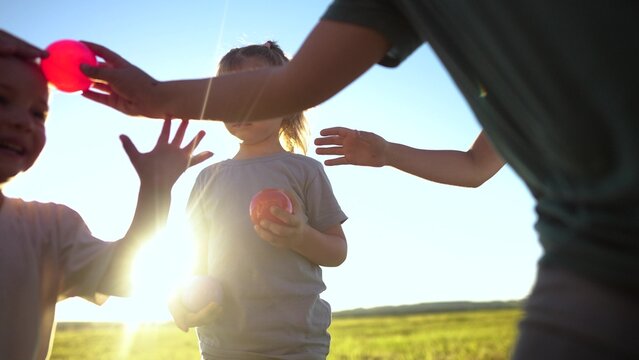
[2,0,540,322]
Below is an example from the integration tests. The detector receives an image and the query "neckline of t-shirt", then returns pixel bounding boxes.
[224,152,294,165]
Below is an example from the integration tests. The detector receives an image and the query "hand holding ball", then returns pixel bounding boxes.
[41,40,97,92]
[180,276,223,313]
[249,188,293,225]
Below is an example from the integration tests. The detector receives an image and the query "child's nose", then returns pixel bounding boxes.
[6,109,36,130]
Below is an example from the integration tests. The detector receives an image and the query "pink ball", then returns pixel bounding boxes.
[249,188,293,225]
[41,40,97,93]
[181,276,223,312]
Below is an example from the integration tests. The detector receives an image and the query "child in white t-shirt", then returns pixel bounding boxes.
[0,31,212,360]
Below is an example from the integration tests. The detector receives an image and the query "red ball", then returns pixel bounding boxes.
[249,188,293,225]
[41,40,97,93]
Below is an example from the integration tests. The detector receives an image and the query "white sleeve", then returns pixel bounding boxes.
[52,204,123,304]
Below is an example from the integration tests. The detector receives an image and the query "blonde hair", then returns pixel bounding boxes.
[218,41,309,154]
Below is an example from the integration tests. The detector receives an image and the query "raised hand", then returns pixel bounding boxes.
[80,41,166,118]
[0,30,47,59]
[121,118,212,189]
[314,126,388,167]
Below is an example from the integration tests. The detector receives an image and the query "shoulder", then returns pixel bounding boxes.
[6,197,82,222]
[2,197,91,248]
[194,160,228,182]
[278,153,330,180]
[284,153,325,170]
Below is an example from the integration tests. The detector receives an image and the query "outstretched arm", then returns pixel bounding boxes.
[99,119,213,292]
[315,128,505,188]
[80,21,390,122]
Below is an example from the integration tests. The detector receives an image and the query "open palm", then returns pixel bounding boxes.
[314,126,388,167]
[121,118,212,189]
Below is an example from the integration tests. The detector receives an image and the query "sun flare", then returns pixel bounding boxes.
[120,215,199,325]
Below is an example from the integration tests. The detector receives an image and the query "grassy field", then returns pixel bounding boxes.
[50,308,522,360]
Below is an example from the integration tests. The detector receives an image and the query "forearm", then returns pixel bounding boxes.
[102,181,172,288]
[157,68,311,122]
[291,225,347,267]
[385,143,500,187]
[157,21,387,122]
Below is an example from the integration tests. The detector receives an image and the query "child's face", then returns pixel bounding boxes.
[0,56,49,184]
[220,58,284,145]
[224,117,283,146]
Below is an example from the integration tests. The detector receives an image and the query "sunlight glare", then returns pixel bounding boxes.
[123,215,198,325]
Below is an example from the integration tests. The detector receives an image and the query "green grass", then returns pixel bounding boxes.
[50,308,522,360]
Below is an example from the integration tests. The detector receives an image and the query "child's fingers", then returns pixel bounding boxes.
[189,151,214,168]
[269,207,292,226]
[171,119,189,146]
[119,135,140,161]
[183,130,206,153]
[259,217,293,238]
[281,190,301,214]
[254,224,282,246]
[195,302,222,323]
[156,118,172,145]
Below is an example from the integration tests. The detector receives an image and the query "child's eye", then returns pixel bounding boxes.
[31,109,48,122]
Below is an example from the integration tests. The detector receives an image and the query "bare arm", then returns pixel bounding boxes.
[254,192,347,267]
[99,119,212,292]
[81,20,390,122]
[316,128,505,187]
[257,221,347,268]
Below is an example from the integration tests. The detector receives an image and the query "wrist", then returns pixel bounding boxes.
[289,224,309,253]
[139,176,175,194]
[381,141,396,167]
[151,81,174,118]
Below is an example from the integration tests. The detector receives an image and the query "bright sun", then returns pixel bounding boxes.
[121,215,199,325]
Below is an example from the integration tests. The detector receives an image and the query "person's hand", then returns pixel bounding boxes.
[253,190,306,250]
[80,41,166,118]
[168,292,222,332]
[121,118,213,189]
[0,30,47,59]
[314,126,388,167]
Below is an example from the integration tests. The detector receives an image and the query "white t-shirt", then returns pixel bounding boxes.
[188,152,347,359]
[0,197,121,360]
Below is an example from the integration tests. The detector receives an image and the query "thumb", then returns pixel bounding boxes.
[283,189,300,213]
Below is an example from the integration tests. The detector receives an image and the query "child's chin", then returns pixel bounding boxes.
[0,165,26,183]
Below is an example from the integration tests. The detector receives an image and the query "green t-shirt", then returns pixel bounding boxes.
[323,0,639,288]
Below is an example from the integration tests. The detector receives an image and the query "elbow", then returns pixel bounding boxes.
[334,251,348,267]
[465,177,488,188]
[461,168,499,188]
[326,243,348,267]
